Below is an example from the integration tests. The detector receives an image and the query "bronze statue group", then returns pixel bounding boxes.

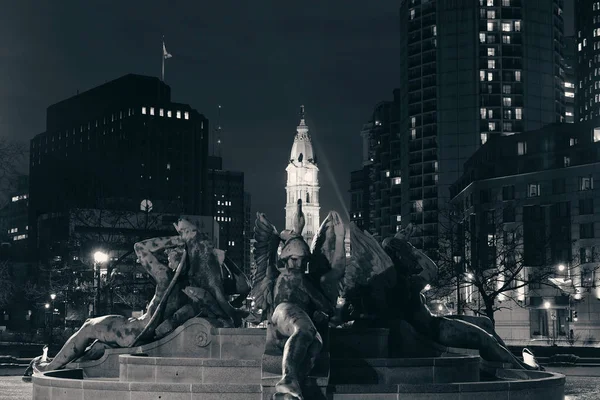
[24,200,541,400]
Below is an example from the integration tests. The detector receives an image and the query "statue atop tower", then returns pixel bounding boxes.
[285,105,320,244]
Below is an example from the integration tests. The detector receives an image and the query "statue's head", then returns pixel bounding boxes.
[174,217,199,240]
[280,235,311,271]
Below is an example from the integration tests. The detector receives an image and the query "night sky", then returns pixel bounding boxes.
[0,1,573,230]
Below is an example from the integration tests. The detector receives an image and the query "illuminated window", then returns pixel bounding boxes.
[584,39,587,47]
[514,21,521,31]
[502,23,512,32]
[414,200,424,212]
[159,108,164,117]
[502,84,511,94]
[515,108,522,120]
[503,97,512,106]
[488,122,496,131]
[570,137,578,146]
[432,25,436,36]
[488,60,496,69]
[150,107,155,116]
[396,215,402,222]
[487,0,494,6]
[184,111,189,120]
[579,176,594,191]
[502,35,510,44]
[411,129,416,140]
[487,10,496,19]
[564,156,571,167]
[487,22,494,32]
[594,127,600,142]
[481,133,488,144]
[488,109,494,118]
[528,183,540,197]
[411,116,416,127]
[410,9,415,19]
[142,107,147,114]
[487,48,495,56]
[488,72,493,81]
[480,108,487,119]
[392,177,401,185]
[385,170,390,177]
[515,71,521,81]
[176,111,181,119]
[480,70,486,81]
[566,111,573,117]
[167,110,172,118]
[517,141,527,155]
[479,33,486,43]
[502,0,510,6]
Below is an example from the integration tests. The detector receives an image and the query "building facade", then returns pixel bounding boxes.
[206,156,246,271]
[399,0,565,253]
[285,106,320,244]
[575,0,600,121]
[450,119,600,344]
[29,74,210,254]
[0,175,29,254]
[564,36,577,123]
[350,91,401,239]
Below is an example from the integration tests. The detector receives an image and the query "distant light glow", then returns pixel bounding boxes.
[94,251,109,264]
[544,301,551,309]
[437,305,443,311]
[558,264,566,272]
[424,284,432,291]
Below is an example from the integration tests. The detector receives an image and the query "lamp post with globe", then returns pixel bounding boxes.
[93,251,109,316]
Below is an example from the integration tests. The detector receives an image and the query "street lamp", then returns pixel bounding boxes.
[544,301,551,309]
[93,251,108,316]
[557,264,566,272]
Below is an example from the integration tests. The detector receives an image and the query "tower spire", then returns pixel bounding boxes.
[299,105,305,126]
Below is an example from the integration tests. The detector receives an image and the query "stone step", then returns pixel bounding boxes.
[119,355,261,384]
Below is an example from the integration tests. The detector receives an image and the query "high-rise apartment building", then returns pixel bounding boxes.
[399,0,565,252]
[575,0,600,121]
[29,74,210,252]
[564,36,577,123]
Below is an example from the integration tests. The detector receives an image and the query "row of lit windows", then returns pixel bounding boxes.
[480,70,521,82]
[215,216,232,222]
[141,107,189,120]
[526,177,594,198]
[13,234,27,241]
[485,20,521,32]
[480,107,523,120]
[479,33,519,45]
[11,194,28,202]
[217,200,232,206]
[480,0,512,6]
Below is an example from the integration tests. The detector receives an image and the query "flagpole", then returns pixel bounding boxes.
[161,36,165,81]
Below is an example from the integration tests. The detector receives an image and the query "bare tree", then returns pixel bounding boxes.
[431,201,592,325]
[0,138,27,205]
[0,260,15,309]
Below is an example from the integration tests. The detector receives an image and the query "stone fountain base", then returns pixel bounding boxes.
[32,317,565,400]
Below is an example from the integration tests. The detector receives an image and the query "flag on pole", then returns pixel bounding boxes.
[163,41,172,59]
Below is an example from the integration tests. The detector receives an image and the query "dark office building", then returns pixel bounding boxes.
[29,74,210,253]
[399,0,565,252]
[575,0,600,121]
[349,168,370,231]
[353,91,401,239]
[563,36,577,123]
[450,119,600,343]
[206,156,246,270]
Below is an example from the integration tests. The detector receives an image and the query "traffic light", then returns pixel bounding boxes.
[573,311,578,322]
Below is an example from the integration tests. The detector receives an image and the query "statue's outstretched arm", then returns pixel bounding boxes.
[134,236,183,256]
